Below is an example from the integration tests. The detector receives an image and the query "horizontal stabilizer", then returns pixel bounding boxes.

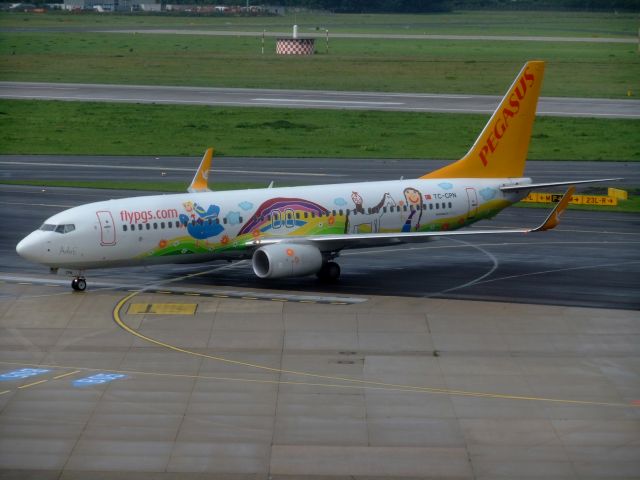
[501,178,621,192]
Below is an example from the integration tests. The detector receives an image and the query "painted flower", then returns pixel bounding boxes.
[221,235,229,245]
[239,201,253,211]
[252,229,261,238]
[158,239,167,249]
[328,216,335,225]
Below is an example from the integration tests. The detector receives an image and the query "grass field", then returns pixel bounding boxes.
[1,31,638,97]
[1,99,638,160]
[1,11,638,37]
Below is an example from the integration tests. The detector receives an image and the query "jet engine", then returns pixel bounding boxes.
[252,243,323,279]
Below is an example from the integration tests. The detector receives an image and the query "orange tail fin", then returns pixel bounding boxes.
[422,61,545,179]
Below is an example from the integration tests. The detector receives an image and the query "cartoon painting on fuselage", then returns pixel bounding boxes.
[16,61,618,291]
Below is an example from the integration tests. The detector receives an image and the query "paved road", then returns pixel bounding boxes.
[3,156,639,310]
[2,82,639,118]
[2,25,635,43]
[105,28,639,44]
[1,155,638,187]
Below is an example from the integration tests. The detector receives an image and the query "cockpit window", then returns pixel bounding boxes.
[42,224,76,234]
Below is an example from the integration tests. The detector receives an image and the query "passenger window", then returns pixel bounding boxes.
[304,212,309,219]
[146,223,151,230]
[239,217,243,223]
[161,222,165,229]
[403,205,408,212]
[436,203,439,210]
[153,223,158,229]
[167,221,172,228]
[442,203,446,209]
[138,224,143,231]
[448,202,452,208]
[429,204,433,210]
[223,218,227,224]
[339,209,343,216]
[123,225,127,232]
[130,224,134,231]
[296,212,300,220]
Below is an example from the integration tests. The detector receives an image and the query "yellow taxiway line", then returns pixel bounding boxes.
[112,290,636,409]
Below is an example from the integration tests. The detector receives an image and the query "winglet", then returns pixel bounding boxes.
[188,148,213,193]
[533,186,575,232]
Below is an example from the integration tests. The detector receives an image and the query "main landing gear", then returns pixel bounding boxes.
[316,261,341,282]
[71,277,87,291]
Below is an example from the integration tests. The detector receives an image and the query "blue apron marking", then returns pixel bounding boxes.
[73,373,127,387]
[0,368,50,381]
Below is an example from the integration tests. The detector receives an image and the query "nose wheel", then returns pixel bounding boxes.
[71,277,87,291]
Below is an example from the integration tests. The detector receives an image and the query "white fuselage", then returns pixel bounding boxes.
[16,177,530,271]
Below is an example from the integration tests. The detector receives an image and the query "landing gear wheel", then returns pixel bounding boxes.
[71,278,86,291]
[317,261,341,282]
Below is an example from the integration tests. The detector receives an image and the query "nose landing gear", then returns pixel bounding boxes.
[71,277,87,291]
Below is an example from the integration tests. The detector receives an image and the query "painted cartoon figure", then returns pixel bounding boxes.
[401,187,423,232]
[179,201,224,240]
[351,191,365,214]
[347,191,396,233]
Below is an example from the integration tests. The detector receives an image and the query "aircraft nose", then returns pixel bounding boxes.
[16,232,43,262]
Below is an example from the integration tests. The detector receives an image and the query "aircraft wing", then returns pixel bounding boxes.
[245,187,575,252]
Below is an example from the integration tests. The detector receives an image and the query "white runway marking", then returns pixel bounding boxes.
[469,260,640,286]
[1,201,74,208]
[0,161,342,177]
[252,98,404,106]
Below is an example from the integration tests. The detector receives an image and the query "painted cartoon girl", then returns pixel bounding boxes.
[401,187,423,232]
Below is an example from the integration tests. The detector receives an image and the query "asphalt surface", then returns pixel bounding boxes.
[103,29,640,44]
[2,157,639,310]
[2,81,639,118]
[1,155,638,187]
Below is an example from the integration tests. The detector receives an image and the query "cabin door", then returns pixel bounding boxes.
[96,210,117,246]
[465,188,479,219]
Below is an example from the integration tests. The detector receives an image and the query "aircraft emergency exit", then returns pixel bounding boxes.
[16,61,618,291]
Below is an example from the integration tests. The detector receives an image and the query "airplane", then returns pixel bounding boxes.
[16,60,618,291]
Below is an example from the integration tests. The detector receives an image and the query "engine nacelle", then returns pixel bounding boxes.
[252,243,323,279]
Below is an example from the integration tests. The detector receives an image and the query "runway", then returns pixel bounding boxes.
[2,154,639,187]
[2,81,639,118]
